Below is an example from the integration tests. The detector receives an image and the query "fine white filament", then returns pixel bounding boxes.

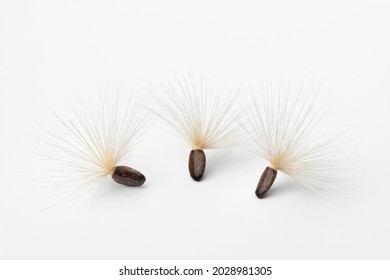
[36,85,149,197]
[243,81,348,195]
[147,74,243,150]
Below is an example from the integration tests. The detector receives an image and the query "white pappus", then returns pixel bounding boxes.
[146,74,243,181]
[242,80,349,198]
[36,84,150,205]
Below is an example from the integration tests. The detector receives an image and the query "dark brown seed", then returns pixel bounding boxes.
[255,166,277,198]
[188,149,206,181]
[111,166,146,187]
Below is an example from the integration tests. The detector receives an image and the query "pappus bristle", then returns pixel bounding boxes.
[147,74,243,181]
[36,84,149,204]
[242,80,348,198]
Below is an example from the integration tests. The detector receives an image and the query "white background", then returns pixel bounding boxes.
[1,0,390,259]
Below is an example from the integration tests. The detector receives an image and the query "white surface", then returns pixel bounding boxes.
[1,0,390,259]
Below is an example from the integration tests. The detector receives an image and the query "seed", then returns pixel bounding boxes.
[111,166,146,187]
[255,166,277,198]
[188,149,206,181]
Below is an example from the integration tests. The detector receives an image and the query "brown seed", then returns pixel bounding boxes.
[111,166,146,187]
[255,166,277,198]
[188,149,206,181]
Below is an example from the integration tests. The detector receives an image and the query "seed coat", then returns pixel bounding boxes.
[255,166,277,198]
[111,166,146,187]
[188,149,206,181]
